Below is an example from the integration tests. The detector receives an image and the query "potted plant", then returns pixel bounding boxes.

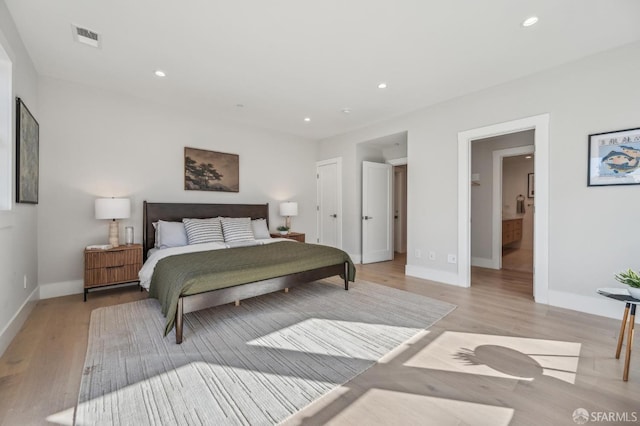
[614,269,640,299]
[277,225,290,235]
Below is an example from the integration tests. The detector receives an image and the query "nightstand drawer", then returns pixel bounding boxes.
[84,264,140,288]
[85,249,141,268]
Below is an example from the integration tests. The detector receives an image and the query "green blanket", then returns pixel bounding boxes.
[149,242,356,335]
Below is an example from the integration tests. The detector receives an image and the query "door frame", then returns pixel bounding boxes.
[491,145,534,270]
[316,157,343,249]
[458,114,549,303]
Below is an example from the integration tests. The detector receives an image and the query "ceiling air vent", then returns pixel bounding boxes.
[72,24,101,48]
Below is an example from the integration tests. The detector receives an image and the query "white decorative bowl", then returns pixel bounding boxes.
[279,230,289,235]
[628,287,640,299]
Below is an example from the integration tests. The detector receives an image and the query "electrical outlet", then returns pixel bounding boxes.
[23,274,27,289]
[447,254,457,264]
[415,249,421,258]
[428,251,436,260]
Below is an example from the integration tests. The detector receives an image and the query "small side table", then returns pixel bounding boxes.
[84,244,143,301]
[270,232,305,243]
[597,288,639,381]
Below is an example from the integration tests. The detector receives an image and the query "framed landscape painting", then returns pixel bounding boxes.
[588,127,640,187]
[16,97,39,204]
[184,147,239,192]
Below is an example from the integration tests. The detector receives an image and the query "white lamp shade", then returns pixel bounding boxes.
[95,198,131,220]
[279,202,298,217]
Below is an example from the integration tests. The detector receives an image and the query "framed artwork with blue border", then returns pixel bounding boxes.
[16,97,39,203]
[588,127,640,187]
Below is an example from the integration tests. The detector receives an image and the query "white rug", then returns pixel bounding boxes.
[75,280,455,425]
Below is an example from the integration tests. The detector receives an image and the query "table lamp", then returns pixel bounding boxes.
[95,198,130,247]
[279,201,298,230]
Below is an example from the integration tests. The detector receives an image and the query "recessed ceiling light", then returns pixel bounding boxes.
[377,82,387,89]
[154,70,166,77]
[521,16,539,27]
[342,108,352,114]
[304,117,311,122]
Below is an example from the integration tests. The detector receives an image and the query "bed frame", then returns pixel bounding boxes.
[143,201,350,344]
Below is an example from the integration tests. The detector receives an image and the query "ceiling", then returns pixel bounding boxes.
[5,0,640,140]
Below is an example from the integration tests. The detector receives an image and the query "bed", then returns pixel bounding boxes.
[142,201,356,343]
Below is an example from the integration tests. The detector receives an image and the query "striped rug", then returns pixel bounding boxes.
[75,280,455,425]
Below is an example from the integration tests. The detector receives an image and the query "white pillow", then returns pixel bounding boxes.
[251,218,271,239]
[157,220,188,249]
[152,221,159,248]
[221,217,255,243]
[183,217,224,245]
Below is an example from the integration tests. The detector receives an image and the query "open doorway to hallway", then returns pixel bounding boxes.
[470,130,534,297]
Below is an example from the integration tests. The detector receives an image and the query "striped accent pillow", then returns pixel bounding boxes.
[182,218,224,245]
[221,217,255,243]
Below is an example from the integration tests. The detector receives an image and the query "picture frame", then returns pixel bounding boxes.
[184,147,239,192]
[588,127,640,187]
[16,97,39,204]
[527,173,534,198]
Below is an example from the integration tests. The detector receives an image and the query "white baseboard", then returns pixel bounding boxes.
[39,280,83,299]
[0,287,39,357]
[471,257,498,269]
[348,253,362,264]
[405,264,461,287]
[547,289,625,320]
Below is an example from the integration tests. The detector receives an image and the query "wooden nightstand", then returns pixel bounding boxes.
[270,232,305,243]
[84,244,143,301]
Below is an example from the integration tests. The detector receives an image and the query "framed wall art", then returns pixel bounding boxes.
[527,173,534,198]
[184,147,239,192]
[16,97,39,204]
[588,127,640,187]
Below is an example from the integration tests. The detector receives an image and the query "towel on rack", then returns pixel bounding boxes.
[516,195,525,214]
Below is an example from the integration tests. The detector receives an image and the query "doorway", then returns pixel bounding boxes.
[355,132,407,264]
[501,154,534,274]
[393,164,407,254]
[458,114,549,303]
[470,136,534,294]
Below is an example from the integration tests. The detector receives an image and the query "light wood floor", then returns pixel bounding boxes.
[502,247,534,274]
[1,257,638,425]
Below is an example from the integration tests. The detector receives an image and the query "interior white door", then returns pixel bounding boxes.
[316,158,342,248]
[362,161,393,264]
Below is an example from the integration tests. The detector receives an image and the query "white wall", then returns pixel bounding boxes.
[37,76,317,296]
[0,2,39,356]
[470,131,534,261]
[318,41,640,317]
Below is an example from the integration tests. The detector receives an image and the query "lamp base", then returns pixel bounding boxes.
[108,220,120,247]
[285,216,292,230]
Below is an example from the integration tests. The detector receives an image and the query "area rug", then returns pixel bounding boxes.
[75,280,455,425]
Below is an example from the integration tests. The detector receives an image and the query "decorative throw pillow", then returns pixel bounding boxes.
[182,217,224,245]
[225,240,261,248]
[156,220,188,249]
[251,218,271,239]
[221,217,255,243]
